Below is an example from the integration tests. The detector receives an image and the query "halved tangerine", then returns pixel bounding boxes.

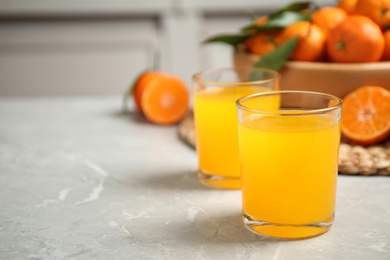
[141,74,189,125]
[133,71,169,114]
[342,86,390,145]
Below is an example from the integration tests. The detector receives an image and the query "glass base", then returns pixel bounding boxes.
[242,211,334,240]
[197,169,241,189]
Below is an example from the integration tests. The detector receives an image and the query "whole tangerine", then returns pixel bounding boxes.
[312,7,348,36]
[354,0,390,30]
[278,21,326,62]
[327,15,385,62]
[338,0,358,14]
[245,33,278,56]
[255,16,269,26]
[382,29,390,60]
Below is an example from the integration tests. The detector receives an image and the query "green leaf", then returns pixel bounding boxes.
[241,0,315,34]
[241,11,310,34]
[273,1,312,14]
[267,11,309,28]
[122,70,148,112]
[240,24,270,34]
[203,34,250,46]
[250,35,299,79]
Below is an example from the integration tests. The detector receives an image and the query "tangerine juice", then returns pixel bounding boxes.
[193,86,272,189]
[238,114,341,238]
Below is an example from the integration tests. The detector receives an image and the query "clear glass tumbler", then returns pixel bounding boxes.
[192,67,279,189]
[236,91,343,239]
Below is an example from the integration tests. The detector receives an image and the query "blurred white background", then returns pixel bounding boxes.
[0,0,333,96]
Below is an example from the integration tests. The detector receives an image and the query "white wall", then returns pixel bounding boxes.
[0,0,333,96]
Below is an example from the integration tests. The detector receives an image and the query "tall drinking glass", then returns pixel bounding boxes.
[236,91,343,239]
[192,67,279,189]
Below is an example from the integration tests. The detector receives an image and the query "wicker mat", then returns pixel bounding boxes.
[179,113,390,176]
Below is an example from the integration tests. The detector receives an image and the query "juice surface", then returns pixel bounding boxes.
[194,86,271,180]
[238,114,341,225]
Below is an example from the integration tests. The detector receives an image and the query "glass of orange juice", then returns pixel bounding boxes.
[192,67,279,189]
[236,91,343,239]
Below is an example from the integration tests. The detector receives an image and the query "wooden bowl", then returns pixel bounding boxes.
[234,50,390,98]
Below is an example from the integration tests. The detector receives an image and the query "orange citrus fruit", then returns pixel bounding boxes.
[255,16,268,26]
[338,0,358,14]
[245,16,269,35]
[327,15,385,62]
[312,7,347,36]
[342,86,390,145]
[382,29,390,60]
[133,72,189,125]
[245,33,278,56]
[133,71,168,114]
[354,0,390,30]
[278,21,326,61]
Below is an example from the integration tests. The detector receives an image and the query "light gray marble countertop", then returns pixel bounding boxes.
[0,96,389,260]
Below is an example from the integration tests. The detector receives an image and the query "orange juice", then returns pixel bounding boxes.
[238,114,341,238]
[193,86,271,189]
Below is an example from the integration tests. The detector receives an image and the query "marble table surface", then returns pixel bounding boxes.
[0,96,389,260]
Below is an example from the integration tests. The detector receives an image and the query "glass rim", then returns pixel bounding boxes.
[236,90,343,115]
[192,66,280,86]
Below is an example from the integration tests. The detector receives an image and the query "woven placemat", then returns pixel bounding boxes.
[179,113,390,176]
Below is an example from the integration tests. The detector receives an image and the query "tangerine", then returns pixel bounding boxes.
[327,15,385,62]
[133,72,189,125]
[245,16,269,35]
[382,29,390,60]
[342,86,390,144]
[338,0,358,14]
[245,33,278,56]
[278,21,326,61]
[312,7,347,36]
[255,16,268,26]
[354,0,390,30]
[133,71,168,114]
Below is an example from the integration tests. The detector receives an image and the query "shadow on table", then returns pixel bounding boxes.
[111,110,151,124]
[138,170,210,191]
[173,211,286,246]
[137,173,293,245]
